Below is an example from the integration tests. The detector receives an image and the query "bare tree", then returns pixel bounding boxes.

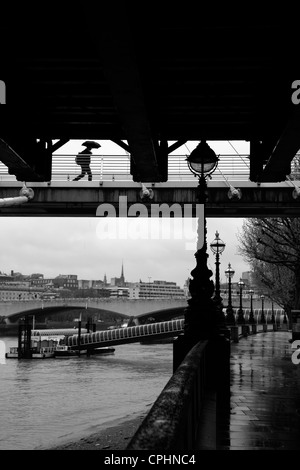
[250,259,296,314]
[238,218,300,311]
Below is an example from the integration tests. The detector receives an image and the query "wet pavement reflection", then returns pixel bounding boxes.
[218,332,300,450]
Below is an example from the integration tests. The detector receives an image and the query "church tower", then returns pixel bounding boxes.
[120,261,125,286]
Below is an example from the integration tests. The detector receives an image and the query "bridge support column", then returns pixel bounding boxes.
[18,317,32,359]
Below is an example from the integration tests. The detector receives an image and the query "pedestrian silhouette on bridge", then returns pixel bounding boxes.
[73,141,100,181]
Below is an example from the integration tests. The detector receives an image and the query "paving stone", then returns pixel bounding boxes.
[218,331,300,450]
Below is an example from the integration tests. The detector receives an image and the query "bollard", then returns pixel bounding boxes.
[291,310,300,341]
[230,325,239,343]
[242,325,248,337]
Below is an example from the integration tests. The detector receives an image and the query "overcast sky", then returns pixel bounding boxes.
[0,140,250,288]
[0,217,247,287]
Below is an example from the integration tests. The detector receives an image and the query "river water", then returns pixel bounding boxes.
[0,336,173,450]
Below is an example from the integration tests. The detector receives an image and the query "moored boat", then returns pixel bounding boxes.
[89,347,115,356]
[31,347,55,359]
[5,347,19,358]
[54,345,87,358]
[5,346,55,359]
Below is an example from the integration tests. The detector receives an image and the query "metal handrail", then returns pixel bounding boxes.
[0,150,300,183]
[0,153,251,182]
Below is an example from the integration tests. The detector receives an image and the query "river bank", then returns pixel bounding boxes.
[45,412,146,451]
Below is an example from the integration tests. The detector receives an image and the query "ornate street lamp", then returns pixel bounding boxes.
[260,294,266,324]
[237,280,245,324]
[184,141,219,344]
[225,263,235,324]
[186,140,219,179]
[248,289,255,324]
[210,231,226,325]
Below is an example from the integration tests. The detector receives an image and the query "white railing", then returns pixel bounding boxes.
[0,153,251,182]
[68,318,185,347]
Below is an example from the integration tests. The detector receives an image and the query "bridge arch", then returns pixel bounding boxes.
[3,306,130,324]
[1,298,187,324]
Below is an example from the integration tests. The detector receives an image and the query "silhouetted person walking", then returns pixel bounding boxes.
[73,147,93,181]
[73,141,101,181]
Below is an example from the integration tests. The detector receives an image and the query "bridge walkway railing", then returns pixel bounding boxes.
[126,319,289,451]
[0,153,252,183]
[67,318,185,349]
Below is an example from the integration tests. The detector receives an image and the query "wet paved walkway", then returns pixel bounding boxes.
[219,331,300,450]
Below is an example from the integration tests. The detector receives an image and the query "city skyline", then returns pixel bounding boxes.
[0,216,248,289]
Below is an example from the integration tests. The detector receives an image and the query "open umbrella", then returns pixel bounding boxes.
[81,141,101,149]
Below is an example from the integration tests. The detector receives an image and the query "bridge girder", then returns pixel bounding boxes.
[0,181,299,217]
[1,8,300,185]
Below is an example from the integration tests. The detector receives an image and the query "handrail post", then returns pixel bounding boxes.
[216,333,231,449]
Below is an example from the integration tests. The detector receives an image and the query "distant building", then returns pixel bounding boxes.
[110,262,126,287]
[241,271,261,290]
[0,285,44,301]
[107,287,129,298]
[129,280,186,299]
[0,273,14,283]
[30,275,54,289]
[183,278,190,298]
[78,279,93,289]
[53,274,78,290]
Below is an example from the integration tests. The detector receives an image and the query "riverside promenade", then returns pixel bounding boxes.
[218,331,300,450]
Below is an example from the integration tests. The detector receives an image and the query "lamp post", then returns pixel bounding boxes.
[225,263,235,324]
[248,289,255,323]
[183,141,219,345]
[237,280,245,324]
[210,231,226,325]
[260,294,266,324]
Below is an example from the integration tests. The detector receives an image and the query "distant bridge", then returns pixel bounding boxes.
[63,310,287,351]
[66,318,185,350]
[1,298,187,323]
